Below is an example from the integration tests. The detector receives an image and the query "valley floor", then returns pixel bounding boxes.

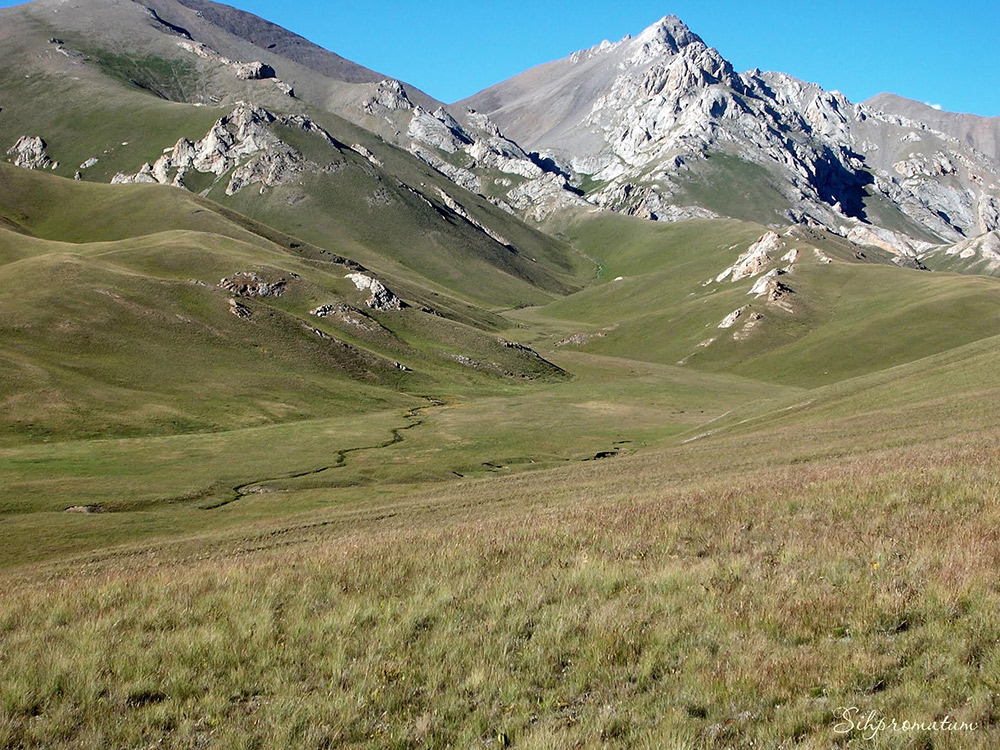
[5,334,1000,748]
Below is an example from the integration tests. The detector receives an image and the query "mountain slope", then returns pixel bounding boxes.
[0,1,590,309]
[463,16,1000,251]
[0,164,568,443]
[867,92,1000,163]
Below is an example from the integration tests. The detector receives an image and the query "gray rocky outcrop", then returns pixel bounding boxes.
[219,271,286,297]
[461,15,1000,244]
[345,273,404,311]
[112,103,332,195]
[7,136,57,170]
[233,61,275,80]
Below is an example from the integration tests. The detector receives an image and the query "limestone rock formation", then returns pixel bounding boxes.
[112,104,332,195]
[462,15,1000,245]
[219,272,286,298]
[233,61,275,80]
[7,136,57,170]
[718,306,748,329]
[345,273,404,311]
[717,232,782,282]
[363,79,413,113]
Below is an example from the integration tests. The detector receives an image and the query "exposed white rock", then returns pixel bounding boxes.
[233,61,275,80]
[717,231,782,282]
[813,248,833,264]
[273,79,294,97]
[436,188,511,246]
[351,143,383,168]
[409,145,482,193]
[219,271,286,297]
[363,79,413,113]
[748,269,795,311]
[112,104,327,195]
[228,298,252,319]
[7,136,56,170]
[312,303,380,332]
[845,225,930,257]
[345,273,404,311]
[733,313,763,341]
[79,157,98,169]
[507,172,589,221]
[748,269,781,297]
[979,195,1000,233]
[407,106,471,153]
[781,248,799,264]
[718,306,747,329]
[464,15,1000,242]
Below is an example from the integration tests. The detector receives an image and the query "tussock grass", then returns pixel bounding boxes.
[3,411,1000,747]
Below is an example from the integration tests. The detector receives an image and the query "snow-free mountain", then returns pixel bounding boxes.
[462,16,1000,255]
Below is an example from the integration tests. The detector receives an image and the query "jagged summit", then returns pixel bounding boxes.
[632,14,704,54]
[462,14,1000,251]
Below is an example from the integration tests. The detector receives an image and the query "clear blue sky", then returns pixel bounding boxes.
[3,1,997,116]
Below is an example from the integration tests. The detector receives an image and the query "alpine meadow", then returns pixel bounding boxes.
[2,1,1000,747]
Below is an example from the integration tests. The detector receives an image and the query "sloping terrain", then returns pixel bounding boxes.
[512,212,1000,387]
[0,164,569,444]
[4,3,1000,748]
[0,0,587,311]
[463,16,1000,253]
[868,92,1000,162]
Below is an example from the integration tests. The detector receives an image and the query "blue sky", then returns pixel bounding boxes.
[3,1,997,115]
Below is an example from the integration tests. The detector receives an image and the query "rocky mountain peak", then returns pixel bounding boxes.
[631,14,704,56]
[463,14,1000,250]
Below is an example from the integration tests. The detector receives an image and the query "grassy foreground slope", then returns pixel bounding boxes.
[4,334,1000,748]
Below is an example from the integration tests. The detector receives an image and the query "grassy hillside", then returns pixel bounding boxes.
[5,3,1000,746]
[528,212,1000,386]
[0,165,574,445]
[0,10,587,310]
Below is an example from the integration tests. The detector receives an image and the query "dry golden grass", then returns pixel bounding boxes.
[4,407,1000,748]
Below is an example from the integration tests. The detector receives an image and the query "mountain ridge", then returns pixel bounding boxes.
[461,15,1000,253]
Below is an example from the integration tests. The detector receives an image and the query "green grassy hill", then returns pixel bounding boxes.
[525,212,1000,386]
[0,164,571,446]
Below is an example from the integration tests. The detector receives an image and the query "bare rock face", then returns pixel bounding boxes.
[233,61,275,80]
[748,269,795,312]
[228,298,252,319]
[219,271,286,297]
[112,104,331,195]
[405,105,585,220]
[407,106,472,154]
[351,144,383,168]
[462,15,1000,244]
[345,273,404,311]
[311,303,380,331]
[733,313,763,341]
[717,232,782,282]
[979,195,1000,233]
[7,136,57,170]
[363,79,413,113]
[718,306,747,329]
[226,145,306,196]
[846,225,930,257]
